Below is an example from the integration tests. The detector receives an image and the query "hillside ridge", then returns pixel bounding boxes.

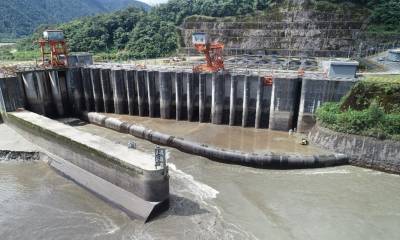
[0,0,150,40]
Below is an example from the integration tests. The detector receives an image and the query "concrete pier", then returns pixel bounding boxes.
[159,71,172,119]
[100,68,114,113]
[81,68,94,112]
[136,70,148,117]
[199,73,207,122]
[90,67,104,113]
[175,72,184,121]
[269,77,302,131]
[124,69,136,116]
[211,73,224,124]
[111,69,128,114]
[186,72,198,121]
[242,75,250,127]
[147,71,157,118]
[7,111,169,221]
[255,77,272,129]
[66,68,84,115]
[255,77,263,129]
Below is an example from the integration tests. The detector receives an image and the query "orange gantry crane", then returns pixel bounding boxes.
[192,33,225,73]
[38,30,69,67]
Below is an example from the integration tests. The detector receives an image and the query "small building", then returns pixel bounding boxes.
[322,60,359,79]
[43,30,65,41]
[65,53,93,67]
[387,49,400,62]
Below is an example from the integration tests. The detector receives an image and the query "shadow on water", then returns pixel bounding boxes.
[58,118,88,127]
[152,194,209,221]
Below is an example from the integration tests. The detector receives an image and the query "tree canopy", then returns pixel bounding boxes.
[14,0,400,60]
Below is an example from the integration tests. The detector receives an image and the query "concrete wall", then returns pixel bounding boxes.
[6,111,169,221]
[0,76,25,113]
[4,67,356,132]
[309,124,400,174]
[297,78,356,132]
[269,77,302,131]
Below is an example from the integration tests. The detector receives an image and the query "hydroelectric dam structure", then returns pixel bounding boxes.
[0,65,356,220]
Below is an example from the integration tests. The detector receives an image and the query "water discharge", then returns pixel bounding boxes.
[1,122,400,240]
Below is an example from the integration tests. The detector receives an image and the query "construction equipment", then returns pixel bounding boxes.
[262,75,273,86]
[192,33,224,73]
[38,30,68,68]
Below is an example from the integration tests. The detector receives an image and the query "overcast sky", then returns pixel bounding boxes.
[139,0,168,6]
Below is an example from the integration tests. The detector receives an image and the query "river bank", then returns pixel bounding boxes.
[309,124,400,174]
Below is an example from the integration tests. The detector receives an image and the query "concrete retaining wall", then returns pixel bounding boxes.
[6,111,169,221]
[84,112,349,169]
[309,124,400,174]
[297,78,356,132]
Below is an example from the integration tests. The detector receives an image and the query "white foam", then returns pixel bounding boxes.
[168,163,219,200]
[294,169,351,175]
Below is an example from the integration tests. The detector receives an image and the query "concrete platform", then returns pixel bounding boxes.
[4,111,169,221]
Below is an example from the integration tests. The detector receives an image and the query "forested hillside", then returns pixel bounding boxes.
[10,0,400,61]
[0,0,150,40]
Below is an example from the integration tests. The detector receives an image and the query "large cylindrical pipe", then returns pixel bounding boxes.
[84,112,350,169]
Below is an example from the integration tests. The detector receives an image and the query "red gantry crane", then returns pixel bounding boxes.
[38,30,69,67]
[192,33,225,73]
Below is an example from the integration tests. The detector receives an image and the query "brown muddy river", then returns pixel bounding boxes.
[103,114,329,155]
[1,121,400,240]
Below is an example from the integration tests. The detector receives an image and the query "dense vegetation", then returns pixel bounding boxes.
[0,0,149,40]
[315,0,400,33]
[12,0,271,61]
[3,0,400,61]
[316,75,400,141]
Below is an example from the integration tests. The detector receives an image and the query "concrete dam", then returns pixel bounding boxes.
[13,66,355,131]
[0,65,355,219]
